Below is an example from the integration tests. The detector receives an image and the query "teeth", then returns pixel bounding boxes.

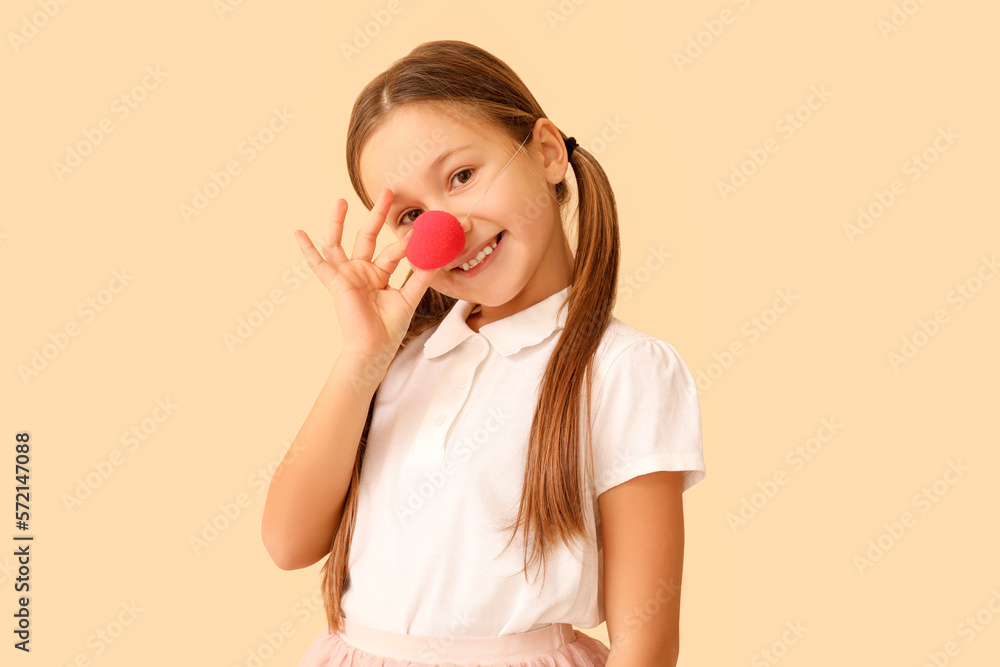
[460,234,501,271]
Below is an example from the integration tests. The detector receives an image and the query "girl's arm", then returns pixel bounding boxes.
[261,354,384,570]
[599,470,685,667]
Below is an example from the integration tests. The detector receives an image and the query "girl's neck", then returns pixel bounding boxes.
[467,305,484,333]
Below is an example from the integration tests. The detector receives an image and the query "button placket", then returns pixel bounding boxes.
[411,334,489,462]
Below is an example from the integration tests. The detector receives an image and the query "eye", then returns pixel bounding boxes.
[398,208,423,226]
[397,168,476,226]
[452,168,474,186]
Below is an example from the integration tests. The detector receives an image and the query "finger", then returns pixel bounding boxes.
[293,229,336,283]
[320,200,349,267]
[399,263,439,309]
[354,188,392,262]
[371,228,414,277]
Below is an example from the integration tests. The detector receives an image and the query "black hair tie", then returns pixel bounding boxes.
[565,136,578,161]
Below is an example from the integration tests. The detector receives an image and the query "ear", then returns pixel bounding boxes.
[531,117,571,186]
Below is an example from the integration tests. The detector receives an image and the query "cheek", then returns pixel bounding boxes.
[513,180,552,223]
[490,183,541,227]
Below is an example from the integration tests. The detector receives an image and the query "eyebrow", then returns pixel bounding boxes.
[386,143,476,215]
[428,143,474,174]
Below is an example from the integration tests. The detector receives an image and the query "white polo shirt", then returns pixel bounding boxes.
[339,285,706,637]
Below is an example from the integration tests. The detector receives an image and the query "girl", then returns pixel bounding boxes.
[262,40,706,667]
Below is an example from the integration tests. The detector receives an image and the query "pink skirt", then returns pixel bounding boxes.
[298,617,610,666]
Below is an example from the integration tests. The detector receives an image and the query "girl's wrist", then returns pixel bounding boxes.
[333,351,391,393]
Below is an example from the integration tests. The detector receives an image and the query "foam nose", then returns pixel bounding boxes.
[405,210,466,270]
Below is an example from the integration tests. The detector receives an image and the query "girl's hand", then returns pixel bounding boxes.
[293,188,438,365]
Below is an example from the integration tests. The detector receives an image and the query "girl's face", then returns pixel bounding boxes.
[358,104,574,316]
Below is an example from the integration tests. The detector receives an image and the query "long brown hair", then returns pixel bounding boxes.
[320,39,620,633]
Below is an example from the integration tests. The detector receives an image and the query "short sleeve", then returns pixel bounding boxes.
[590,338,706,496]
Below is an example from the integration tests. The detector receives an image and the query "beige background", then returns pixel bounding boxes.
[3,0,998,665]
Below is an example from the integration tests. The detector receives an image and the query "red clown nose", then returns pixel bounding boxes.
[405,210,466,270]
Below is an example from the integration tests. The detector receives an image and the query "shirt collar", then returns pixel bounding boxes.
[423,285,571,359]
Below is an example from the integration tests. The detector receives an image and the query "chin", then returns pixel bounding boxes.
[434,280,511,307]
[472,280,529,307]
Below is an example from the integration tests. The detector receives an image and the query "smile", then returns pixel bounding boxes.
[452,232,504,275]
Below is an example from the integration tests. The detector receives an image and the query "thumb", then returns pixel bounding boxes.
[399,266,438,308]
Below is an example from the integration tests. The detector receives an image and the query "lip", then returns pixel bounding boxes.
[450,232,503,271]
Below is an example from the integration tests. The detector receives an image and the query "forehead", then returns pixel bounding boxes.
[359,106,494,198]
